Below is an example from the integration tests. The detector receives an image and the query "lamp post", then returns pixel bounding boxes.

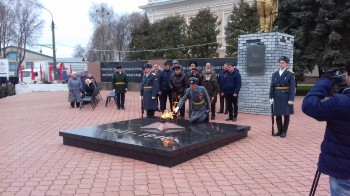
[29,0,57,80]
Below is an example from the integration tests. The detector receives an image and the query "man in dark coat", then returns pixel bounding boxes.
[269,56,295,138]
[112,65,128,109]
[217,63,229,114]
[141,63,159,117]
[174,77,210,123]
[158,62,173,112]
[222,63,241,122]
[302,65,350,196]
[202,71,218,120]
[152,63,161,112]
[169,65,187,118]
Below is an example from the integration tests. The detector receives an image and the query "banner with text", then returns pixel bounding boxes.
[101,61,147,83]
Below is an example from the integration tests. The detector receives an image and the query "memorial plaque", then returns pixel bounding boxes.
[59,117,250,167]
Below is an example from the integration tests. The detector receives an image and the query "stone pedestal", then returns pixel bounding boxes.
[237,32,294,115]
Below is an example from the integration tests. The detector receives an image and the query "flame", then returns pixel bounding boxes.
[160,110,174,120]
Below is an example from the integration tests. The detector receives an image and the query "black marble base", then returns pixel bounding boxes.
[59,117,250,167]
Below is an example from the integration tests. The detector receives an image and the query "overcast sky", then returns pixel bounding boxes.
[34,0,148,58]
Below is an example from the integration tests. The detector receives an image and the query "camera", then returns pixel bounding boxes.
[325,67,347,93]
[326,67,346,85]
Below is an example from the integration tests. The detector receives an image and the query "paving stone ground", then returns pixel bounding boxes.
[0,91,330,196]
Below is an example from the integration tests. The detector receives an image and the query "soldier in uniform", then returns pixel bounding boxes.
[269,56,296,138]
[174,77,211,123]
[112,65,128,109]
[141,63,159,117]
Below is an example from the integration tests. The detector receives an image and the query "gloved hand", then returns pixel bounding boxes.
[269,98,274,104]
[321,72,338,86]
[174,107,179,113]
[140,96,143,100]
[125,88,128,91]
[288,101,294,105]
[205,110,210,114]
[152,97,155,99]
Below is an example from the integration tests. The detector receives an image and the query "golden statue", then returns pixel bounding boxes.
[257,0,278,32]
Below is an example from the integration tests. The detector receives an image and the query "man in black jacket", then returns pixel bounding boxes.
[158,62,173,112]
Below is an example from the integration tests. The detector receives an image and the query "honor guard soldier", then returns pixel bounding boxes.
[174,77,211,123]
[112,65,128,109]
[141,63,159,117]
[269,56,296,138]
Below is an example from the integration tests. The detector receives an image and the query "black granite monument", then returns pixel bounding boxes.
[59,117,250,167]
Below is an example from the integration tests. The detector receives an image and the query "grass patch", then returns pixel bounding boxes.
[296,85,313,96]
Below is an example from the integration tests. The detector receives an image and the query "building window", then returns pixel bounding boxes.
[5,52,17,59]
[26,62,33,69]
[9,62,17,72]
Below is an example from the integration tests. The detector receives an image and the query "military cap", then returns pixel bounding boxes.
[172,60,179,64]
[116,65,122,69]
[143,63,152,69]
[191,67,198,71]
[204,70,212,74]
[279,56,290,63]
[173,65,181,70]
[188,77,199,84]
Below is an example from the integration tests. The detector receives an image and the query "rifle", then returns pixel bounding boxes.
[141,97,144,118]
[271,103,274,135]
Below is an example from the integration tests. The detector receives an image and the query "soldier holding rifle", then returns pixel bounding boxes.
[269,56,295,138]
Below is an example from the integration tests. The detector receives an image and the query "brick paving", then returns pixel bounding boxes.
[0,91,329,196]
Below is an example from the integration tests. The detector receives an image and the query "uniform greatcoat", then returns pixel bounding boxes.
[177,86,211,123]
[141,72,159,110]
[269,69,296,116]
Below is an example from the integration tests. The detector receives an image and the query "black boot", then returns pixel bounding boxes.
[273,116,283,136]
[76,102,81,109]
[70,102,75,108]
[280,116,290,138]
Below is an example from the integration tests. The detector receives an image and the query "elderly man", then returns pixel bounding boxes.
[174,77,211,123]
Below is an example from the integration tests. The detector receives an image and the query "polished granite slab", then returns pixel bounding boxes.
[59,117,250,167]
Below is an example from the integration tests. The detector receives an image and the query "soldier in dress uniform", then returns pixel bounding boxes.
[112,65,128,109]
[141,63,159,117]
[174,77,211,123]
[269,56,296,138]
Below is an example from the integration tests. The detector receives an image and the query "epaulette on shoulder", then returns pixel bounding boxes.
[288,69,294,73]
[152,73,156,76]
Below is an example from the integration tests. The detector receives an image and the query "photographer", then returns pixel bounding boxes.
[302,65,350,196]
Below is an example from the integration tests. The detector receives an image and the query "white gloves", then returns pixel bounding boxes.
[140,96,143,100]
[152,97,155,99]
[269,98,274,104]
[174,107,179,113]
[288,101,294,105]
[125,88,128,91]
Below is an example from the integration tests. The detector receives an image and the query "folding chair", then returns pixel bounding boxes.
[105,92,117,107]
[81,88,99,110]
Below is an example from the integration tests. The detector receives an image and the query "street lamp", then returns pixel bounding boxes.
[28,0,57,80]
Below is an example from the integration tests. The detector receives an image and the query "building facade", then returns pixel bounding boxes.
[139,0,254,57]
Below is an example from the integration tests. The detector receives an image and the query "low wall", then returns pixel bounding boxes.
[15,84,68,95]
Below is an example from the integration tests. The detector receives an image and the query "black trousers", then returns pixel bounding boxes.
[211,96,217,117]
[70,101,80,108]
[146,109,155,117]
[159,90,172,112]
[225,93,238,118]
[116,93,125,108]
[219,94,228,112]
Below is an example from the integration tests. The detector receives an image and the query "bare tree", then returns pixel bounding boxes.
[0,0,16,58]
[72,44,87,59]
[13,0,44,76]
[88,3,114,62]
